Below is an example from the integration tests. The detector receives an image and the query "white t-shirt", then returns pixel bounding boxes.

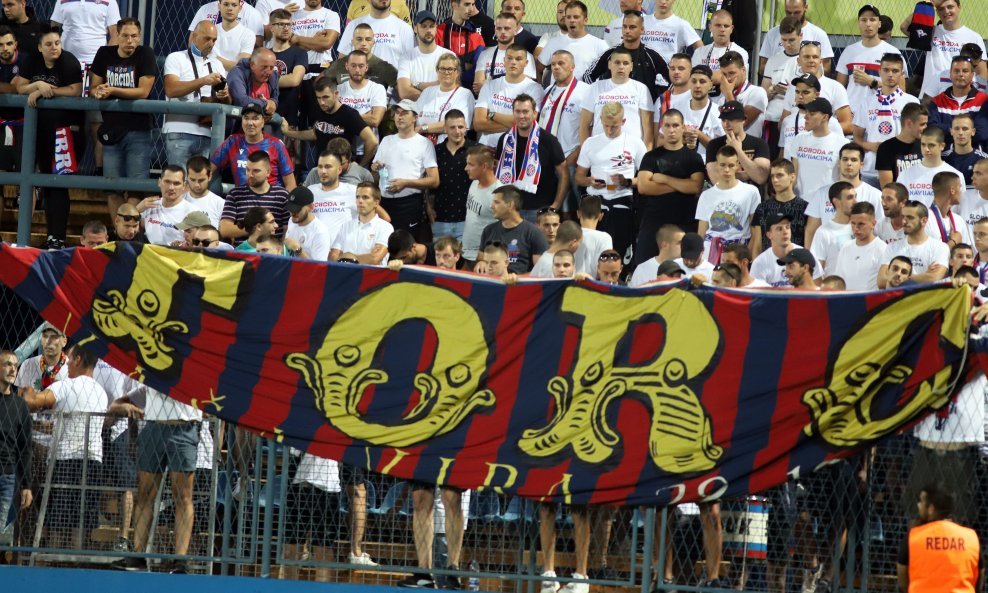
[750,244,823,287]
[14,354,68,392]
[528,250,555,278]
[131,384,203,422]
[584,78,654,141]
[959,189,988,227]
[691,43,749,72]
[309,182,357,239]
[920,25,986,99]
[675,258,715,277]
[475,46,537,81]
[763,52,797,122]
[759,21,834,61]
[397,46,456,88]
[778,110,844,149]
[287,216,333,261]
[876,218,907,247]
[538,33,609,80]
[294,453,342,492]
[476,77,545,146]
[781,66,851,115]
[291,6,342,66]
[92,360,131,408]
[681,98,724,161]
[914,370,986,443]
[162,50,227,137]
[51,0,121,64]
[629,257,661,287]
[576,132,647,205]
[142,199,197,246]
[641,13,701,63]
[214,22,255,72]
[735,83,769,138]
[462,180,502,260]
[183,191,226,228]
[695,182,761,242]
[924,206,972,246]
[785,131,847,197]
[837,40,907,114]
[189,1,264,36]
[538,79,591,156]
[416,85,476,143]
[805,182,885,223]
[895,161,964,207]
[834,237,888,291]
[332,215,394,256]
[339,79,387,154]
[338,14,414,68]
[852,89,920,173]
[255,0,288,17]
[575,227,613,275]
[375,133,437,198]
[49,376,107,461]
[886,236,950,277]
[810,221,853,275]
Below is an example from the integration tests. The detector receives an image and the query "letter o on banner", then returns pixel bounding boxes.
[698,476,729,502]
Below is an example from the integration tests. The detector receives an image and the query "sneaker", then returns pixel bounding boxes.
[436,574,464,590]
[349,552,379,566]
[651,577,677,593]
[398,573,437,588]
[109,557,147,572]
[540,570,560,593]
[558,574,590,593]
[815,579,832,593]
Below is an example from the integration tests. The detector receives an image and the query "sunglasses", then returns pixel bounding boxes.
[337,257,359,264]
[713,264,741,283]
[116,214,140,222]
[800,40,821,48]
[598,252,621,262]
[191,238,215,247]
[537,207,559,216]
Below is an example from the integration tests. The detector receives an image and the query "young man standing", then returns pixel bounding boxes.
[761,16,802,150]
[912,0,986,100]
[784,97,846,198]
[474,12,536,93]
[680,65,724,161]
[751,158,807,253]
[475,44,544,148]
[0,349,30,549]
[537,0,608,80]
[837,5,906,117]
[851,53,918,185]
[896,127,964,207]
[927,55,988,148]
[944,114,988,186]
[705,100,770,186]
[696,145,760,264]
[396,10,455,102]
[692,10,748,74]
[629,224,685,287]
[779,41,852,134]
[580,47,654,146]
[804,143,884,249]
[585,10,670,104]
[716,51,767,137]
[435,0,486,89]
[875,102,927,188]
[462,146,502,265]
[529,221,582,278]
[338,50,388,159]
[835,202,887,290]
[646,0,702,64]
[538,49,590,209]
[879,201,950,287]
[924,171,971,247]
[777,73,844,153]
[654,53,693,122]
[960,158,988,227]
[428,110,475,241]
[338,0,415,69]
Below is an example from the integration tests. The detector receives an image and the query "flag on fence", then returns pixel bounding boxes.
[0,242,976,506]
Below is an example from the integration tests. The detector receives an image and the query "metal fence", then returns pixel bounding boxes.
[2,283,987,591]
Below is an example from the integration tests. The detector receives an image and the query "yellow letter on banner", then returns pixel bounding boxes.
[91,245,250,373]
[286,283,495,447]
[518,286,724,474]
[803,286,971,448]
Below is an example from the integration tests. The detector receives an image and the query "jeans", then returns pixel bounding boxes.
[431,221,465,242]
[103,130,153,180]
[165,132,211,167]
[0,473,16,546]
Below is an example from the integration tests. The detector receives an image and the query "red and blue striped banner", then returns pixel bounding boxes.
[0,242,977,506]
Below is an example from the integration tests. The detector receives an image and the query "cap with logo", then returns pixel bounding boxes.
[719,100,746,121]
[858,4,881,17]
[241,103,265,117]
[791,72,821,91]
[777,248,815,269]
[765,212,793,227]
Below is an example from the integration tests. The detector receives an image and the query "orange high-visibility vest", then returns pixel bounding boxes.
[908,520,980,593]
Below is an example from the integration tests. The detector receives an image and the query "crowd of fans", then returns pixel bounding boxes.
[1,0,988,591]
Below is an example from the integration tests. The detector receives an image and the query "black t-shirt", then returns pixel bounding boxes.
[0,7,41,51]
[434,139,475,222]
[90,45,159,132]
[706,133,771,173]
[514,28,539,55]
[479,220,549,274]
[19,50,83,129]
[305,102,369,155]
[638,145,706,230]
[494,128,566,210]
[751,196,809,249]
[875,136,922,180]
[273,46,308,126]
[0,51,27,121]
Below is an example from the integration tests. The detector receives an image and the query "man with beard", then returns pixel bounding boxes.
[220,151,291,240]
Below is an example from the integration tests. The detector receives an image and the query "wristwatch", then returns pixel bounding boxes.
[487,111,495,121]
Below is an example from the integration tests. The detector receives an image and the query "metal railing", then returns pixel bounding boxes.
[0,95,246,246]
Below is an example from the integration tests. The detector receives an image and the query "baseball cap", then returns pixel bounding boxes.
[396,99,419,114]
[285,186,314,214]
[241,103,265,117]
[803,97,833,116]
[41,321,64,336]
[765,212,793,227]
[690,65,713,79]
[791,72,821,91]
[719,100,746,121]
[414,10,437,25]
[680,232,704,260]
[858,4,880,18]
[176,211,211,230]
[777,248,815,269]
[657,260,686,278]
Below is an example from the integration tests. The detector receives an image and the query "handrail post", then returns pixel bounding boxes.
[16,105,37,246]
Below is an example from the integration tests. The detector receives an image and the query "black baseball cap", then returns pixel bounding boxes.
[792,73,821,91]
[285,186,314,214]
[777,248,815,269]
[719,100,746,121]
[657,260,686,277]
[241,103,265,117]
[858,4,880,18]
[414,10,437,24]
[803,97,833,116]
[681,232,704,259]
[765,212,793,227]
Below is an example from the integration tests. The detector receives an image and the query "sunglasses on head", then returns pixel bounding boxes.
[116,214,140,222]
[713,264,741,283]
[598,252,621,262]
[800,40,821,48]
[537,207,559,216]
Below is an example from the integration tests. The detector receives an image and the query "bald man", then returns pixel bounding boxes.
[228,47,280,117]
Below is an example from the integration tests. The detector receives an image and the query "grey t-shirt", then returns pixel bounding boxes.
[480,220,549,274]
[303,162,374,187]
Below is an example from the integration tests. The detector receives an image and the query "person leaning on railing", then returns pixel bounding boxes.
[0,350,32,549]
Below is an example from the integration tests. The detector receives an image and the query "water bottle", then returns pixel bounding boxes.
[378,165,390,195]
[468,560,480,591]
